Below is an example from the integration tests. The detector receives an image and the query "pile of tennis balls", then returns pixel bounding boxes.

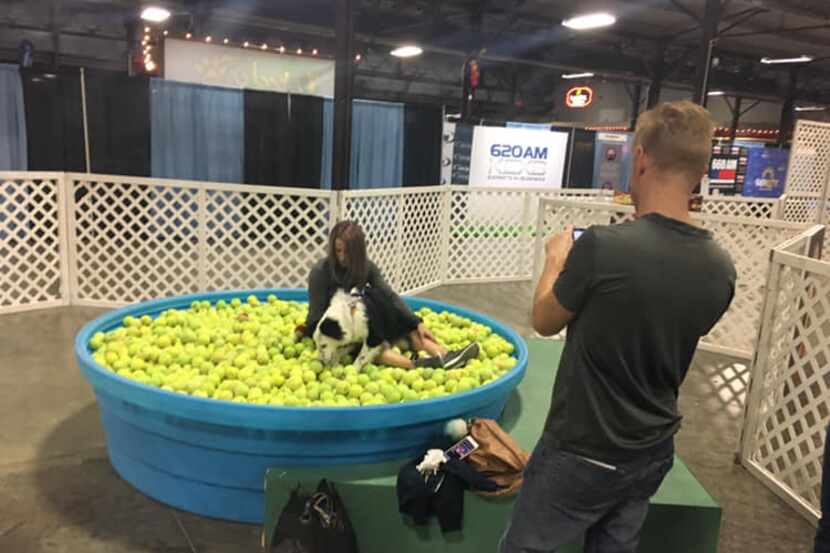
[88,295,518,407]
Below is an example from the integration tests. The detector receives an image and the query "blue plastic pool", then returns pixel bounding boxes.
[75,289,528,523]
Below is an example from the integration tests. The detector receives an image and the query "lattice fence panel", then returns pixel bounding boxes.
[341,193,404,290]
[0,174,67,312]
[701,198,779,219]
[202,189,333,291]
[782,120,830,224]
[697,217,805,357]
[397,191,445,294]
[742,254,830,521]
[447,188,533,282]
[70,177,202,303]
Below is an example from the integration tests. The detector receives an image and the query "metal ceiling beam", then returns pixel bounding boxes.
[743,0,830,20]
[668,0,701,23]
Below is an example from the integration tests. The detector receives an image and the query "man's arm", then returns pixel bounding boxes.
[532,227,575,336]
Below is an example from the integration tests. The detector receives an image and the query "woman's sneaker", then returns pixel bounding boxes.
[441,343,480,370]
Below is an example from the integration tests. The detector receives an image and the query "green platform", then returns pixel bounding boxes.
[263,339,721,552]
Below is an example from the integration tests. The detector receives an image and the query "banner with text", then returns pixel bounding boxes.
[469,126,568,188]
[164,38,334,97]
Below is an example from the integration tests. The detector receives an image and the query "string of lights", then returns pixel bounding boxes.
[139,23,364,69]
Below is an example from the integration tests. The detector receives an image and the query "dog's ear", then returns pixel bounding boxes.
[319,317,344,340]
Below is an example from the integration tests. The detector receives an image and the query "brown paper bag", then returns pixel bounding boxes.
[467,418,530,496]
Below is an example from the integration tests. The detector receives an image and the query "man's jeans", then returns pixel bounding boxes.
[816,427,830,553]
[500,439,674,553]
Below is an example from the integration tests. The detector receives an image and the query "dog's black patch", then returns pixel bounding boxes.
[319,317,344,340]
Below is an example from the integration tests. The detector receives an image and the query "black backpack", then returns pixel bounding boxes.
[270,479,359,553]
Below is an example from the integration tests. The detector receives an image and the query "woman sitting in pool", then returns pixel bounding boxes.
[299,221,479,370]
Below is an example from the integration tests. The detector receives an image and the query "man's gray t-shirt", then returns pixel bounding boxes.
[543,213,736,462]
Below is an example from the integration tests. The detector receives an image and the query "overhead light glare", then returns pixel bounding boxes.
[140,7,171,23]
[795,106,827,112]
[562,12,616,30]
[562,72,594,79]
[761,55,813,64]
[390,45,423,58]
[707,90,726,96]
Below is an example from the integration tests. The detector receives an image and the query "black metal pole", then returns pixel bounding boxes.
[629,82,643,131]
[646,42,666,109]
[693,0,721,106]
[729,96,742,142]
[332,0,354,191]
[778,66,799,147]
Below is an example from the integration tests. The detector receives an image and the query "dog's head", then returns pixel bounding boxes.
[314,317,344,366]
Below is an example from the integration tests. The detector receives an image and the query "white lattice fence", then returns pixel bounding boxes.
[533,199,807,359]
[701,196,781,219]
[0,173,69,314]
[781,120,830,224]
[697,215,807,358]
[68,174,336,307]
[741,233,829,523]
[397,189,445,294]
[447,187,534,283]
[340,187,445,295]
[201,185,335,291]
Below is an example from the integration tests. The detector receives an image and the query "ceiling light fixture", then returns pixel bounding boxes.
[391,45,423,58]
[312,48,318,55]
[707,90,726,96]
[140,7,171,23]
[562,12,616,30]
[279,45,286,53]
[243,41,249,48]
[562,72,595,79]
[145,60,157,72]
[761,55,814,64]
[205,36,212,43]
[795,106,827,112]
[223,38,229,44]
[297,48,303,54]
[185,32,192,39]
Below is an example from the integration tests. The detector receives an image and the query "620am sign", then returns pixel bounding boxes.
[566,86,593,108]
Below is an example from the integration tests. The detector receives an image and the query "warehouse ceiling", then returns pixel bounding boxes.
[2,0,830,113]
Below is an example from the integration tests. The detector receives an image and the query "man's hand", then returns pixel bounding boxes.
[544,225,574,273]
[532,226,576,336]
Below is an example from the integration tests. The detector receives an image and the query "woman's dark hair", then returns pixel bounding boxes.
[329,221,369,288]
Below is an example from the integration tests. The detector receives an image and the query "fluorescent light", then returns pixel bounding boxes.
[795,106,827,112]
[562,72,594,79]
[141,7,171,23]
[391,45,423,58]
[761,55,813,64]
[43,73,57,79]
[707,90,726,96]
[562,12,616,30]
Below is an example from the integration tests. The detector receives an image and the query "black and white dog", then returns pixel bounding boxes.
[313,288,384,369]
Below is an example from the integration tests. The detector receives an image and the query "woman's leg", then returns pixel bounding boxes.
[377,347,415,369]
[411,334,449,358]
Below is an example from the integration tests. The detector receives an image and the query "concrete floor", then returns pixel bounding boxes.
[0,281,817,552]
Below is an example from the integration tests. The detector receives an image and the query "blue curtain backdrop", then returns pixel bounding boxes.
[151,79,243,183]
[350,100,404,189]
[321,98,333,189]
[0,64,27,170]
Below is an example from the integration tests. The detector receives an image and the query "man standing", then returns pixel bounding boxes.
[501,101,736,553]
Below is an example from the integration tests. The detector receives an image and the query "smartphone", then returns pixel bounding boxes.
[572,228,586,241]
[445,436,480,461]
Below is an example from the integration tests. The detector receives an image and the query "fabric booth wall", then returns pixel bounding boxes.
[0,64,27,170]
[151,79,244,183]
[350,100,404,189]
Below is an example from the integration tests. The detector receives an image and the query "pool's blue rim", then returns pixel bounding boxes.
[75,289,529,430]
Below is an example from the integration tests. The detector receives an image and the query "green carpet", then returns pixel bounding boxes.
[263,339,721,552]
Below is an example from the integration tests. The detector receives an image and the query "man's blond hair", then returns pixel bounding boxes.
[634,100,715,187]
